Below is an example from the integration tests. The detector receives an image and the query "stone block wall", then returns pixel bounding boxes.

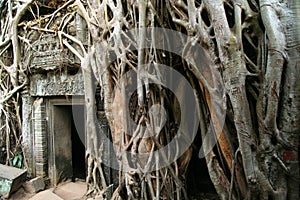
[33,98,48,177]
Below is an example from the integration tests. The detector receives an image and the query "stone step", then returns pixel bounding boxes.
[53,181,87,200]
[28,190,63,200]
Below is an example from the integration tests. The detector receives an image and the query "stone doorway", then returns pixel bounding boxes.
[48,99,86,185]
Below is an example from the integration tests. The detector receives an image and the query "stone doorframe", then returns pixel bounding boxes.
[47,97,85,186]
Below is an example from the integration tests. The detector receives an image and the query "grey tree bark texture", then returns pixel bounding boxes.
[0,0,299,199]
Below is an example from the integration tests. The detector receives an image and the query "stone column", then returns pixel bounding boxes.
[21,89,34,177]
[33,98,48,177]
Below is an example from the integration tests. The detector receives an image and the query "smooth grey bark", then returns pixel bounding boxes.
[277,0,300,199]
[259,1,299,199]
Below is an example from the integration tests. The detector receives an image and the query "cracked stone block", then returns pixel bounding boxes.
[25,177,45,193]
[0,164,27,198]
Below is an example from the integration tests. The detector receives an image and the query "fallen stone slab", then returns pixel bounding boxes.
[28,190,63,200]
[24,177,45,193]
[0,164,27,198]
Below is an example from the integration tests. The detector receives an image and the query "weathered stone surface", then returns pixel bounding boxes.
[53,181,87,200]
[33,98,48,177]
[28,190,63,200]
[30,72,84,96]
[0,164,27,198]
[8,186,35,200]
[21,90,35,177]
[30,34,79,73]
[27,177,45,193]
[22,182,35,194]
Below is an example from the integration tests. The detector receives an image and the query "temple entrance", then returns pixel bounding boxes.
[49,99,86,185]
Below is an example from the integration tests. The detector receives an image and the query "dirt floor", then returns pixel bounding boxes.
[7,181,87,200]
[7,180,219,200]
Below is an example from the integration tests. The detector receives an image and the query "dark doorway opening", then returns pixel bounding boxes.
[52,104,86,185]
[71,105,86,181]
[185,132,219,199]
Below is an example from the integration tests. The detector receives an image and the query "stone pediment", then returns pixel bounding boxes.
[30,34,80,73]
